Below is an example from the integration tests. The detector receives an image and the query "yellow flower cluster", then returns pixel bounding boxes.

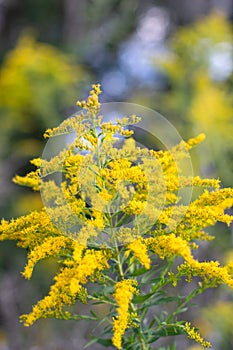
[179,260,233,289]
[186,134,206,149]
[145,233,233,289]
[179,188,233,231]
[43,114,85,139]
[76,83,102,110]
[127,238,150,269]
[13,170,40,191]
[112,279,137,349]
[98,154,148,216]
[21,247,110,326]
[146,234,193,262]
[23,235,72,279]
[101,121,134,138]
[184,322,211,348]
[0,209,58,248]
[0,85,233,349]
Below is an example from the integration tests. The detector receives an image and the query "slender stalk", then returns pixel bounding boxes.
[92,111,101,168]
[114,236,124,280]
[87,295,116,306]
[165,285,206,323]
[130,301,148,350]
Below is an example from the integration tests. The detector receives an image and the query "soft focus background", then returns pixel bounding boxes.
[0,1,232,349]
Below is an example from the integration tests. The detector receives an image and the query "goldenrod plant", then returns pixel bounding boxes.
[1,85,233,349]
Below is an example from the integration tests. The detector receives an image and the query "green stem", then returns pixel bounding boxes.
[165,285,205,323]
[87,295,116,306]
[130,301,148,350]
[92,112,102,168]
[114,237,124,280]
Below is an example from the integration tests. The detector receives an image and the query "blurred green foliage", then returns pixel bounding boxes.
[200,296,233,349]
[132,14,233,348]
[158,13,233,348]
[0,32,89,224]
[157,12,233,185]
[0,31,90,350]
[0,33,87,158]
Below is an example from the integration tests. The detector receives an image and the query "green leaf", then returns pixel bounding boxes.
[147,324,185,344]
[149,315,160,327]
[84,336,113,348]
[90,310,97,318]
[130,267,148,276]
[92,301,106,305]
[102,324,113,335]
[84,337,98,348]
[97,338,113,346]
[63,313,97,321]
[154,296,181,305]
[157,345,176,350]
[149,318,157,328]
[133,292,154,304]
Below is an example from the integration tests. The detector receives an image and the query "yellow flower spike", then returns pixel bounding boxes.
[13,171,40,191]
[76,100,87,108]
[76,84,101,110]
[112,279,137,349]
[98,188,113,202]
[184,322,211,348]
[72,224,98,245]
[72,242,86,264]
[30,158,42,168]
[23,236,72,279]
[90,209,105,229]
[123,199,146,216]
[21,248,110,327]
[120,128,134,137]
[178,259,233,289]
[92,83,102,95]
[146,234,194,263]
[43,115,85,139]
[127,238,150,269]
[186,133,206,149]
